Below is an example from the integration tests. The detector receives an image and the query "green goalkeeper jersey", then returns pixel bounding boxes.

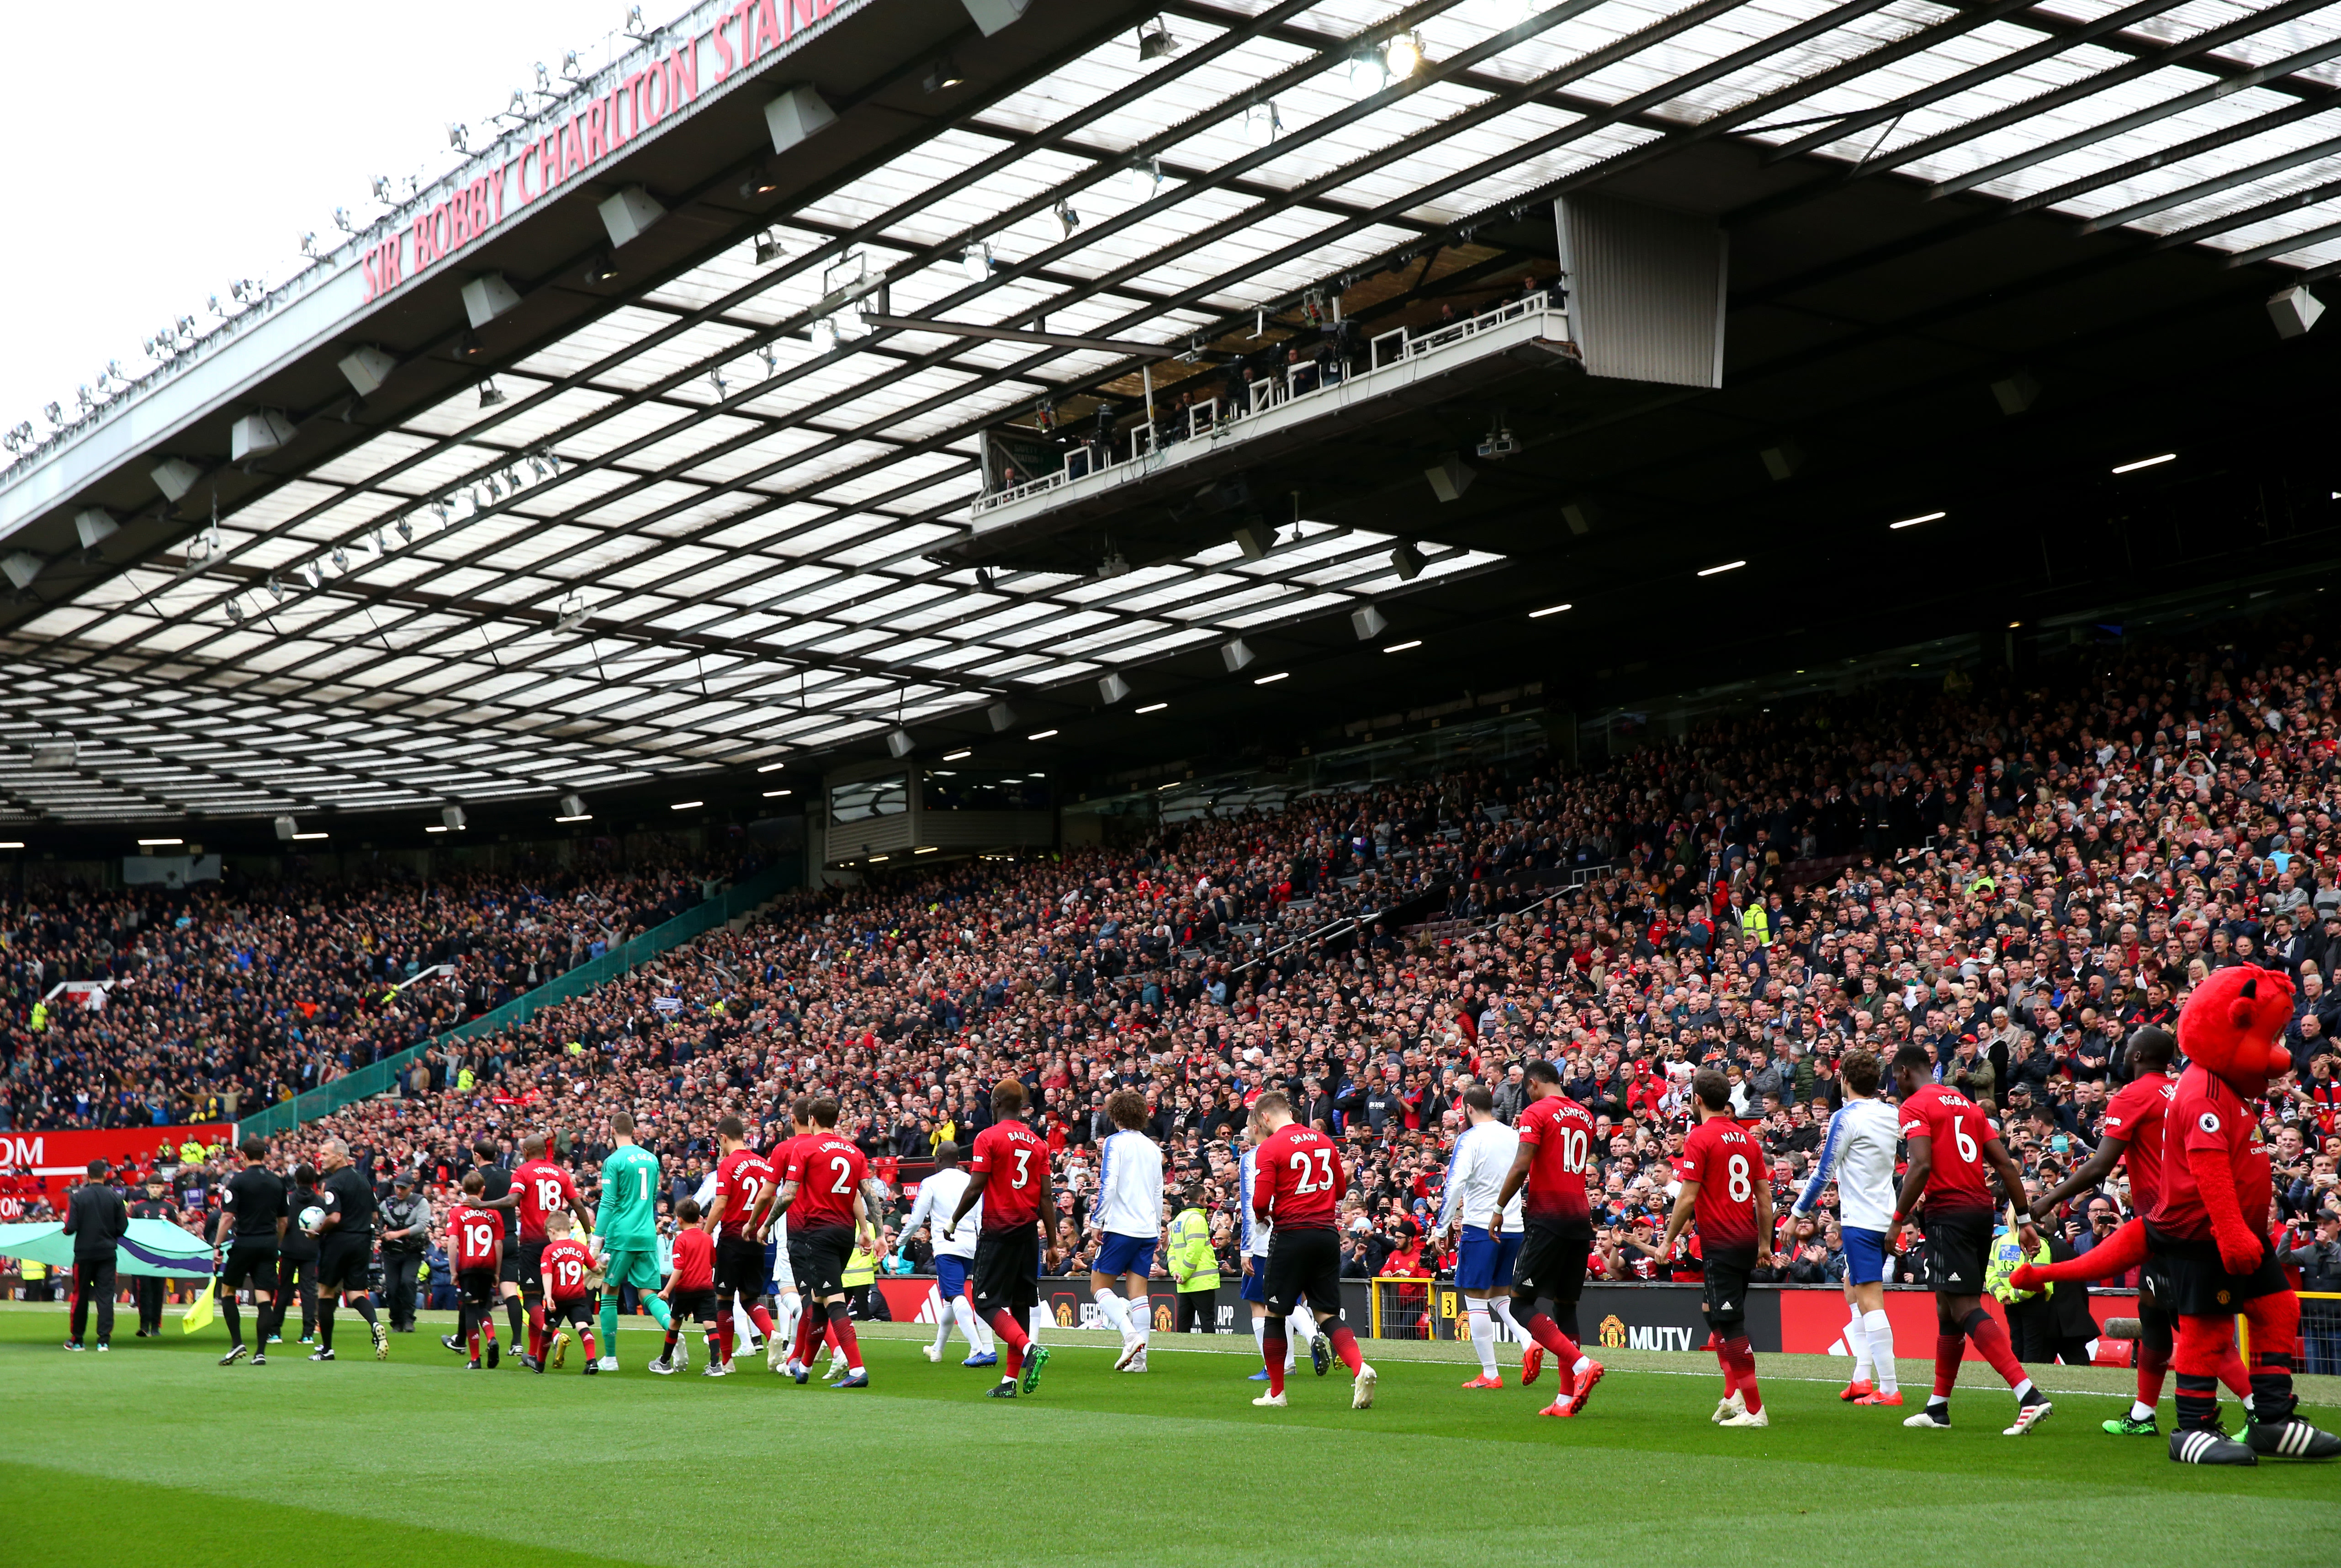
[598,1144,662,1249]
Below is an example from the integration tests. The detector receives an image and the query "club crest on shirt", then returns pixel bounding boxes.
[1599,1314,1626,1349]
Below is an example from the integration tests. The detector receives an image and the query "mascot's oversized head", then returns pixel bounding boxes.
[2177,963,2294,1097]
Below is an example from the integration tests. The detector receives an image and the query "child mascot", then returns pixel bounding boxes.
[2017,964,2336,1465]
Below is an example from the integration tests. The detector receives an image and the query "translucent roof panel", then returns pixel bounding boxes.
[7,0,2335,819]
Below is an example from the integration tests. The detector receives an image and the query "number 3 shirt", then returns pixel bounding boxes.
[1679,1115,1761,1249]
[968,1119,1049,1233]
[1515,1091,1596,1236]
[1251,1123,1346,1232]
[1896,1083,1992,1213]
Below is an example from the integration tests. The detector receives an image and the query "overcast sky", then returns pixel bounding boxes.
[0,1,635,432]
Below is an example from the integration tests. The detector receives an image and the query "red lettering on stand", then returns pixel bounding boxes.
[668,42,696,107]
[712,9,736,78]
[449,190,471,249]
[517,144,539,204]
[560,119,586,179]
[488,161,505,225]
[582,100,604,162]
[752,0,782,57]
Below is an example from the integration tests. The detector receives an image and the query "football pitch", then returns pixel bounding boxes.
[4,1305,2334,1566]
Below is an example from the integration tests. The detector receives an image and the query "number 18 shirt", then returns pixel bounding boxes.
[1679,1115,1760,1249]
[1896,1084,1991,1213]
[968,1119,1048,1233]
[1515,1091,1596,1235]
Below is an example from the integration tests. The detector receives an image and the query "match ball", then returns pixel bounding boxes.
[299,1205,325,1232]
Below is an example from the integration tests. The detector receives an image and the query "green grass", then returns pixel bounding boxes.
[3,1304,2335,1566]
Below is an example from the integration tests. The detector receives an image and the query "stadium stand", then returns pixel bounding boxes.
[26,607,2329,1339]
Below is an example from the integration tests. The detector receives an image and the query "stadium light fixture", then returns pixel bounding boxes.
[1027,729,1059,741]
[1383,32,1425,78]
[582,251,620,284]
[757,760,789,773]
[1890,511,1946,530]
[761,789,792,799]
[1136,702,1167,714]
[555,813,593,823]
[1345,48,1387,100]
[0,842,23,850]
[478,378,507,408]
[1382,640,1422,653]
[960,244,991,283]
[2112,452,2176,473]
[1697,560,1747,577]
[291,832,329,841]
[137,837,184,847]
[1253,671,1289,685]
[670,800,703,810]
[1138,16,1176,59]
[943,748,973,761]
[426,824,450,833]
[1530,602,1572,618]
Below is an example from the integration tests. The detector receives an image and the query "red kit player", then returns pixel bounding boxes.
[1249,1091,1372,1410]
[1492,1060,1606,1418]
[947,1080,1060,1398]
[1656,1070,1773,1427]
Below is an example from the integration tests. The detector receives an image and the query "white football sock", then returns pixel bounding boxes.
[1863,1308,1897,1393]
[1466,1298,1499,1377]
[1252,1316,1267,1359]
[928,1288,954,1353]
[950,1294,988,1351]
[1125,1289,1149,1345]
[2129,1399,2155,1422]
[775,1294,801,1353]
[1845,1303,1873,1379]
[1286,1306,1315,1368]
[1093,1288,1133,1338]
[1490,1297,1524,1343]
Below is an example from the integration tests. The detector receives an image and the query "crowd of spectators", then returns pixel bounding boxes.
[15,614,2341,1329]
[0,843,757,1133]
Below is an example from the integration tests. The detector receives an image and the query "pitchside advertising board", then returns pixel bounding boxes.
[0,1125,233,1214]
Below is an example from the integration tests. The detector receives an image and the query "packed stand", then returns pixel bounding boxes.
[0,844,763,1134]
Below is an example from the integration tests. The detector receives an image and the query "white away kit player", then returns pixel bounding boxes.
[1088,1092,1165,1371]
[1791,1048,1901,1405]
[901,1142,995,1366]
[1438,1086,1527,1388]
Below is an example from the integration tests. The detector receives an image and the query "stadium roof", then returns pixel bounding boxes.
[4,0,2341,828]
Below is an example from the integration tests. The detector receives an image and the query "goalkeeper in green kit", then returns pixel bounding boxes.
[595,1110,674,1369]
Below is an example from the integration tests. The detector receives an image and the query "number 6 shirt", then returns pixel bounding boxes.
[1896,1083,1992,1213]
[1679,1115,1761,1249]
[1251,1123,1346,1232]
[968,1118,1049,1232]
[1515,1091,1596,1235]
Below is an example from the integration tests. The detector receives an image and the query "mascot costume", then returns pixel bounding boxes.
[2017,965,2335,1465]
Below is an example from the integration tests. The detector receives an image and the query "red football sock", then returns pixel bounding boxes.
[1933,1330,1963,1398]
[1715,1342,1735,1388]
[791,1305,821,1365]
[581,1330,596,1361]
[468,1328,480,1361]
[714,1322,732,1365]
[1264,1325,1287,1396]
[1962,1309,2025,1390]
[986,1310,1027,1377]
[1727,1337,1761,1414]
[748,1305,775,1340]
[1327,1325,1364,1376]
[2137,1342,2169,1406]
[832,1316,863,1370]
[1525,1312,1581,1363]
[823,1320,840,1352]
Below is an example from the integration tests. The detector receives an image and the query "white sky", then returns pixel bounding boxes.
[0,1,639,432]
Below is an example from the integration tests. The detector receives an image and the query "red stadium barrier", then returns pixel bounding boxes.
[0,1123,232,1211]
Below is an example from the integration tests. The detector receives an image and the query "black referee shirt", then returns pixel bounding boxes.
[316,1166,376,1241]
[226,1167,287,1240]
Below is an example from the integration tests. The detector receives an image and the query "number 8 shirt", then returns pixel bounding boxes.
[1679,1115,1760,1249]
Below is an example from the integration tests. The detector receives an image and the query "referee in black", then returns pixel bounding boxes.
[212,1138,287,1365]
[63,1159,128,1352]
[307,1138,387,1361]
